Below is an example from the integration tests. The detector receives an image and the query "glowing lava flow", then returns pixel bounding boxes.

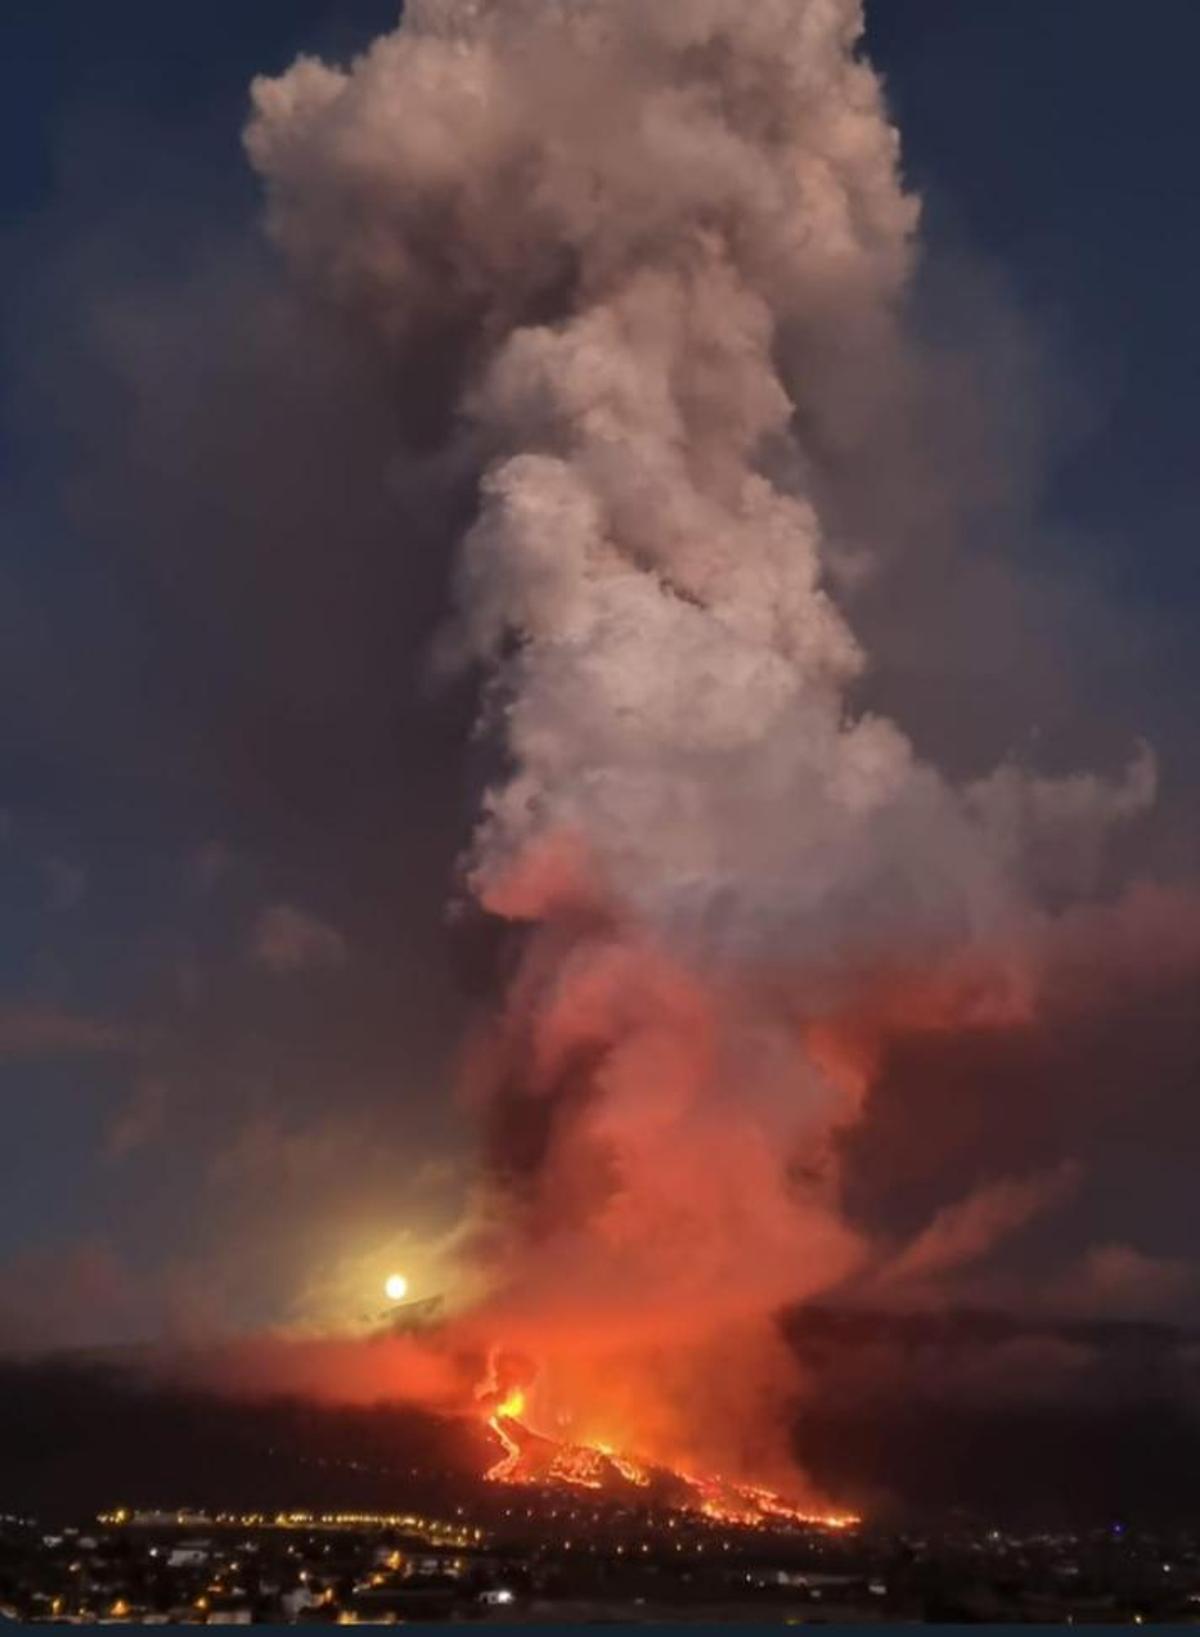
[484,1386,527,1483]
[679,1472,857,1530]
[476,1361,858,1530]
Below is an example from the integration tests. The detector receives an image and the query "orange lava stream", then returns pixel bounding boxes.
[481,1404,858,1531]
[483,1387,528,1483]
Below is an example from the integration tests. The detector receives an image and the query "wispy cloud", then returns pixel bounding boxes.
[44,857,86,911]
[249,903,348,975]
[0,1003,134,1060]
[104,1076,168,1162]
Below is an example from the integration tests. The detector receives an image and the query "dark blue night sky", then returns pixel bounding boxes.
[0,1,1197,1348]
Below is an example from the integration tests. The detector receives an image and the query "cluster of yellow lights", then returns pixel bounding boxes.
[99,1508,483,1545]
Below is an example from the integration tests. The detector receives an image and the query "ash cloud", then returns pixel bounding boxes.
[245,0,1154,987]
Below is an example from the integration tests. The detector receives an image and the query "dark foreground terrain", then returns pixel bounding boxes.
[3,1504,1200,1624]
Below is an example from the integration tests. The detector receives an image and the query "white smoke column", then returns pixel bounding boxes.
[246,0,1154,1476]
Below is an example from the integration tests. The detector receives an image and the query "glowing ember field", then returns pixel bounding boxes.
[476,1379,858,1533]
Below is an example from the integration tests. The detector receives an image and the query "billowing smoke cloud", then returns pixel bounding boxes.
[241,0,1159,1491]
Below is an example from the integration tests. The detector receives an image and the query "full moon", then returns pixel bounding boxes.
[384,1273,409,1303]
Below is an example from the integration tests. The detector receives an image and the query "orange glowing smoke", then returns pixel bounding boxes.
[452,865,1046,1514]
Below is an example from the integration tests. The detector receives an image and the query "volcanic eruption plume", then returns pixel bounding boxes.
[244,0,1155,1502]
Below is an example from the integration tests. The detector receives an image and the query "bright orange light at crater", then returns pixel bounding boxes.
[496,1386,526,1420]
